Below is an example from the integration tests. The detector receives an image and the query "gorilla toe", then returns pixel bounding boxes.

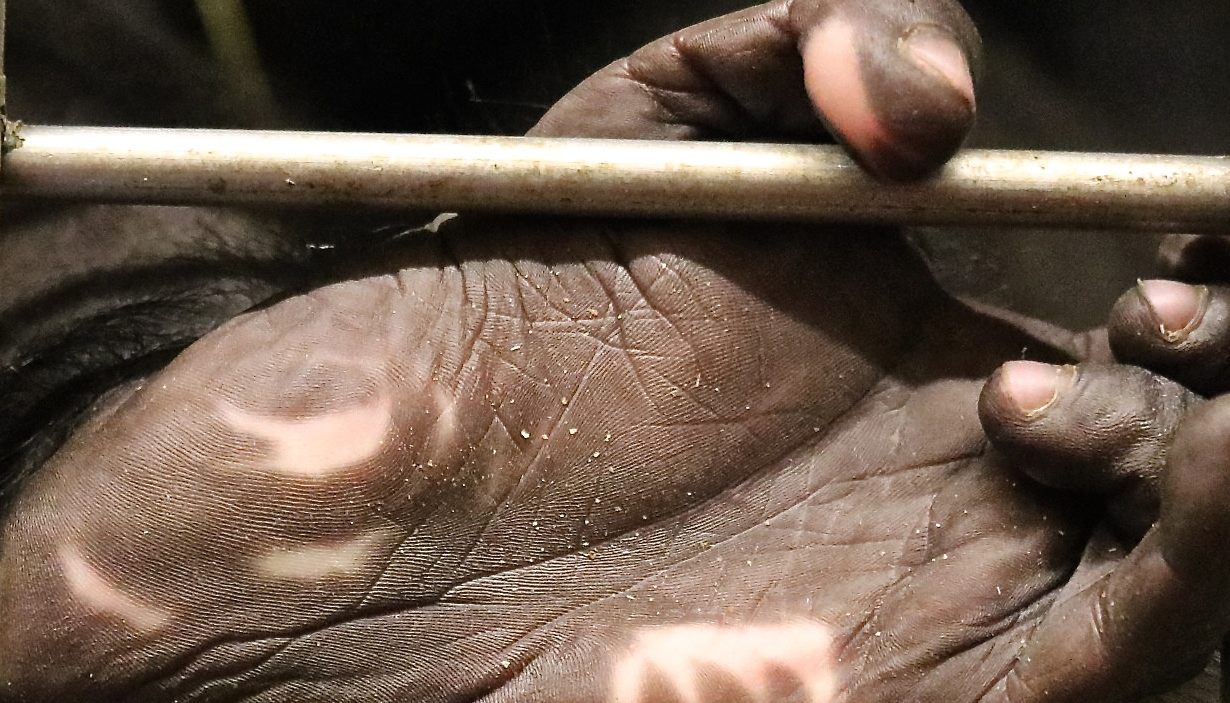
[979,363,1230,701]
[1108,280,1230,396]
[980,361,1195,541]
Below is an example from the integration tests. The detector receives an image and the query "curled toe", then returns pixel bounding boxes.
[1109,281,1230,396]
[980,362,1196,540]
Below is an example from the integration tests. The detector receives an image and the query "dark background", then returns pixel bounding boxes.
[8,0,1230,327]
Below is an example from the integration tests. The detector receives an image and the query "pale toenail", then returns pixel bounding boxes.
[999,360,1074,417]
[1138,279,1208,342]
[900,25,975,110]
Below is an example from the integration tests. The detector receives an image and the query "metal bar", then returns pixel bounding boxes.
[0,0,6,119]
[0,0,7,225]
[3,124,1228,231]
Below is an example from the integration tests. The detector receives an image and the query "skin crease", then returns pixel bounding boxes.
[0,1,1228,702]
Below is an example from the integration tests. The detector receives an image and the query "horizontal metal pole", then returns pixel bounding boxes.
[3,124,1228,231]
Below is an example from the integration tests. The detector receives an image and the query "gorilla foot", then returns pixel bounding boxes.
[981,362,1230,701]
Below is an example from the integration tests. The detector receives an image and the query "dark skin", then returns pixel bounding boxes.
[2,1,1228,701]
[975,271,1230,702]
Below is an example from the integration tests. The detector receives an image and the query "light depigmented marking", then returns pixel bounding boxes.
[803,15,890,158]
[222,394,394,477]
[423,386,461,464]
[611,621,837,703]
[59,545,170,633]
[254,532,387,581]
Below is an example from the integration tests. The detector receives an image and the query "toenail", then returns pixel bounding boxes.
[1138,279,1208,342]
[900,25,975,110]
[999,361,1074,417]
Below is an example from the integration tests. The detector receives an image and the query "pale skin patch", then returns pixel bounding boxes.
[611,621,838,703]
[423,385,461,466]
[802,15,889,159]
[254,531,387,582]
[221,394,394,478]
[59,545,170,634]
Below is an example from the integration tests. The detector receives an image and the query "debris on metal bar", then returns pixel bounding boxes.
[2,125,1227,231]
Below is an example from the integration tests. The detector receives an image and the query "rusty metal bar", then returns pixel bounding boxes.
[0,0,6,121]
[2,124,1227,231]
[0,0,7,222]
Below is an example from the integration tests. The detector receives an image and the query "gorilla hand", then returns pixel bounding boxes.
[3,2,1193,702]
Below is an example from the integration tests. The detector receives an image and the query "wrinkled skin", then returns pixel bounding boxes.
[2,1,1229,702]
[972,268,1230,700]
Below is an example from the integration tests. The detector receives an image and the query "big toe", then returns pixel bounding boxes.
[799,0,980,180]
